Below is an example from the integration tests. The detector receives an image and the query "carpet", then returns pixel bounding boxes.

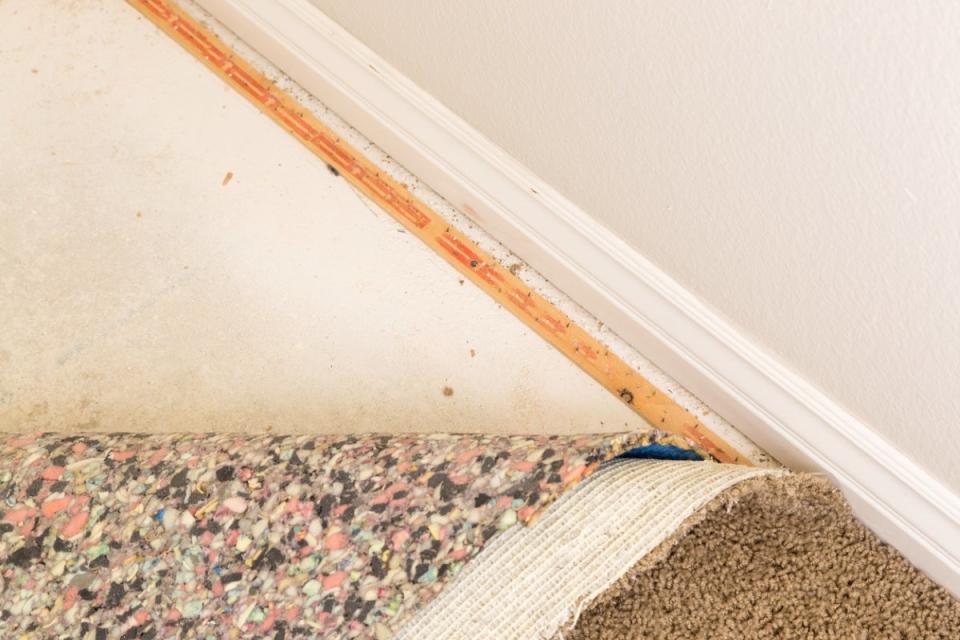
[571,472,960,639]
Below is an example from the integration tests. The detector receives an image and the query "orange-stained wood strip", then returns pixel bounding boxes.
[128,0,749,465]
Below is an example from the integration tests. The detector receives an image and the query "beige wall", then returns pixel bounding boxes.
[310,1,960,492]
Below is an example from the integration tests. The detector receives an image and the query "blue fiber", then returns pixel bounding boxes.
[619,444,703,461]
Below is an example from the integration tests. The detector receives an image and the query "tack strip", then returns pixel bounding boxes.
[128,0,748,464]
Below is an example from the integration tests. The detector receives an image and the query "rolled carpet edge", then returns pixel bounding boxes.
[395,461,960,639]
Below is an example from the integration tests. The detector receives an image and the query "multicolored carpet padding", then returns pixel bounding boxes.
[2,432,958,639]
[0,430,672,638]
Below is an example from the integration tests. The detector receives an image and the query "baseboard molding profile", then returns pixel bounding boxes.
[195,0,960,596]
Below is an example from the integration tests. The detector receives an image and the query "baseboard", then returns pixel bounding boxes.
[194,0,960,596]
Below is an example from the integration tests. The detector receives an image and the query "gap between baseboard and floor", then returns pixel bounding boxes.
[192,0,960,596]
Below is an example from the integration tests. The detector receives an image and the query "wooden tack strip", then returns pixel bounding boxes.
[128,0,749,465]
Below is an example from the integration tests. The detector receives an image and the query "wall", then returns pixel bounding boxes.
[309,0,960,492]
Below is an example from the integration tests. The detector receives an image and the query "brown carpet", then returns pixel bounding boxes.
[571,475,960,639]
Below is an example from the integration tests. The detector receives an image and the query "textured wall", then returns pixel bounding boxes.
[310,0,960,491]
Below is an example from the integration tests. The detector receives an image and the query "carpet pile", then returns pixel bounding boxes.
[571,473,960,639]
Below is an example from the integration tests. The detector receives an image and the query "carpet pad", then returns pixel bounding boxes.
[0,430,671,638]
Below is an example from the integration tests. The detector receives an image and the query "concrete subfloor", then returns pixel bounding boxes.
[0,0,656,436]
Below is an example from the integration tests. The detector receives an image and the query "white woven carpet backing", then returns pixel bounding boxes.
[394,459,780,639]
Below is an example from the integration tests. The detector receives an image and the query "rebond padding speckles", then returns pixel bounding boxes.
[0,430,684,638]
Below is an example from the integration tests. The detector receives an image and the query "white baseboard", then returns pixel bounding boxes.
[195,0,960,596]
